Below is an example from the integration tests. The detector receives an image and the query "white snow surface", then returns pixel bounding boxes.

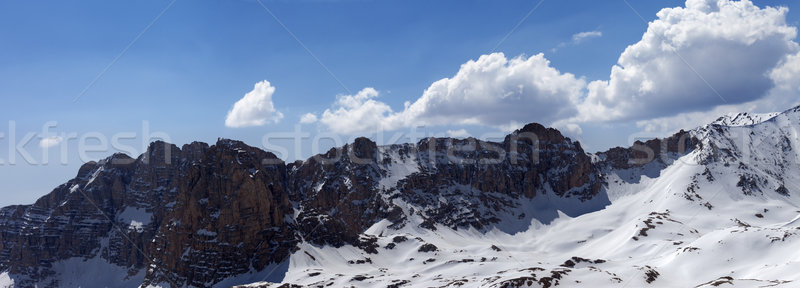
[377,145,419,190]
[0,272,12,288]
[85,166,104,187]
[711,111,780,126]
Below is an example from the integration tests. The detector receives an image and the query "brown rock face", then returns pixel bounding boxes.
[392,124,605,231]
[0,122,610,287]
[289,124,606,239]
[0,153,143,287]
[0,140,296,288]
[597,130,699,170]
[143,140,296,287]
[289,137,399,247]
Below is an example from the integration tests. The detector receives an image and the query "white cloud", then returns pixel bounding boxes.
[299,113,318,124]
[446,129,470,138]
[771,51,800,93]
[572,31,602,43]
[319,87,395,134]
[552,30,603,52]
[634,105,746,134]
[225,80,284,128]
[39,136,62,148]
[312,0,800,141]
[552,121,583,136]
[760,51,800,111]
[317,53,586,134]
[402,53,585,127]
[577,0,798,123]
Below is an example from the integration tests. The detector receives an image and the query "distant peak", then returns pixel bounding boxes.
[710,111,779,127]
[518,123,548,134]
[215,138,243,147]
[514,122,568,144]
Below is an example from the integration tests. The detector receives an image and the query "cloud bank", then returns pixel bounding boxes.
[578,0,798,123]
[313,53,584,133]
[305,0,800,136]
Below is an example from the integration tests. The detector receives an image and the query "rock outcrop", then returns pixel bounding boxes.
[596,129,699,170]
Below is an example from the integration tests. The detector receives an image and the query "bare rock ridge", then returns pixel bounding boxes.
[596,129,699,170]
[0,122,679,287]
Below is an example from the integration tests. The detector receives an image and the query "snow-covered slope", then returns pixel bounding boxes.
[711,111,780,126]
[240,107,800,288]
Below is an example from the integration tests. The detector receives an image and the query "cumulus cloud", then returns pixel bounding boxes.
[635,51,800,135]
[401,53,585,127]
[577,0,798,123]
[319,88,395,134]
[317,53,585,134]
[771,51,800,93]
[552,121,583,136]
[299,113,318,124]
[39,136,62,148]
[761,51,800,111]
[312,0,800,139]
[225,80,284,128]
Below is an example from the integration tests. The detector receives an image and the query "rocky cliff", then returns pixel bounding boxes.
[0,123,610,287]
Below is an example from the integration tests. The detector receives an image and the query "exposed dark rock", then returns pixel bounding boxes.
[597,129,698,170]
[418,243,439,253]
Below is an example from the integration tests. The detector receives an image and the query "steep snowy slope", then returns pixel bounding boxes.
[711,111,780,126]
[240,106,800,288]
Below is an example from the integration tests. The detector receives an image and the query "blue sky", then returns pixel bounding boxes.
[2,0,800,207]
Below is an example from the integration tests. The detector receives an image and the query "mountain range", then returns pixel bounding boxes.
[3,106,800,287]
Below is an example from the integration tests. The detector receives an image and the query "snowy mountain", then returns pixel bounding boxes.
[710,111,780,126]
[3,107,800,287]
[240,106,800,287]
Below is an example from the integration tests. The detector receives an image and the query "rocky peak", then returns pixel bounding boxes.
[140,140,182,166]
[180,141,210,163]
[515,122,568,143]
[684,106,800,197]
[348,137,378,163]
